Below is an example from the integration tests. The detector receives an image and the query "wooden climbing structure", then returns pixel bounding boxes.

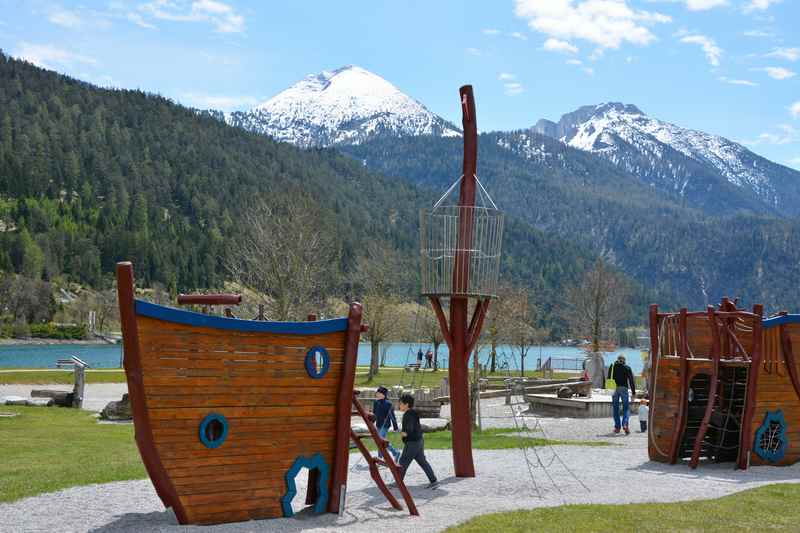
[649,298,800,469]
[117,261,369,525]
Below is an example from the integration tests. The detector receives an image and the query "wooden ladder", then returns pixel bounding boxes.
[350,391,419,516]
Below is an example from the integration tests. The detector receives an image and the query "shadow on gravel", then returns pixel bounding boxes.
[628,460,800,484]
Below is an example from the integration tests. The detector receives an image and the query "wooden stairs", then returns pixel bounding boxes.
[350,391,418,516]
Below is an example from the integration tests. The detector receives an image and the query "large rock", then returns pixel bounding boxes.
[420,418,449,432]
[100,394,132,421]
[31,389,74,407]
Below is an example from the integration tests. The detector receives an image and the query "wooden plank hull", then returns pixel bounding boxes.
[117,262,361,525]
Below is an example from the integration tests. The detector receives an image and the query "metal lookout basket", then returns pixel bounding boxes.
[420,176,504,298]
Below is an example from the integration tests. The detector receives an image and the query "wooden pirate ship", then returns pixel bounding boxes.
[115,262,416,525]
[649,298,800,469]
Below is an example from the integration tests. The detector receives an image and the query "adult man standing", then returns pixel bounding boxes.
[608,355,636,434]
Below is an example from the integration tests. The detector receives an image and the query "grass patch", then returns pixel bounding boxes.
[356,367,576,390]
[446,483,800,533]
[0,370,127,385]
[367,428,609,451]
[0,406,145,503]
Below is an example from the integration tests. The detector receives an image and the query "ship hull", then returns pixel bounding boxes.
[117,262,360,525]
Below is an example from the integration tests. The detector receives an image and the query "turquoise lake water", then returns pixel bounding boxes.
[0,342,645,374]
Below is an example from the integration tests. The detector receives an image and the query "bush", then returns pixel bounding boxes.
[28,323,88,340]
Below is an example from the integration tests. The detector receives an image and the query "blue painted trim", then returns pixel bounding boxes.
[281,453,330,517]
[753,409,788,463]
[199,413,229,449]
[134,300,348,334]
[763,314,800,329]
[304,346,330,379]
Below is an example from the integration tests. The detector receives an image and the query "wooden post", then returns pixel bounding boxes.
[690,306,721,468]
[669,307,690,464]
[738,303,763,470]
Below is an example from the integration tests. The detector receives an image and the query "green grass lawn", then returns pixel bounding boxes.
[0,369,127,385]
[446,483,800,533]
[0,406,145,503]
[367,427,610,451]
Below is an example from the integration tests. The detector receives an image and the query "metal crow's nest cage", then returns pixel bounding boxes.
[420,176,504,298]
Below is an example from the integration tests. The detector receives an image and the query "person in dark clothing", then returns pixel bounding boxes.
[416,349,424,368]
[608,355,637,434]
[372,386,400,460]
[398,393,438,488]
[425,349,433,369]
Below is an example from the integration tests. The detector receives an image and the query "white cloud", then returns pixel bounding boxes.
[791,101,800,118]
[510,31,528,40]
[685,0,728,10]
[789,157,800,169]
[14,42,97,70]
[745,124,798,145]
[719,76,758,86]
[566,58,583,65]
[498,72,516,81]
[756,66,797,79]
[482,28,500,35]
[765,47,800,61]
[679,34,721,66]
[179,92,257,111]
[583,67,595,75]
[514,0,671,50]
[139,0,244,33]
[48,9,82,28]
[503,82,524,96]
[543,38,578,54]
[127,12,157,29]
[743,0,781,12]
[743,29,774,38]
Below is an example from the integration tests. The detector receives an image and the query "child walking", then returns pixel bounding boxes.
[372,386,400,461]
[398,393,438,488]
[638,399,649,433]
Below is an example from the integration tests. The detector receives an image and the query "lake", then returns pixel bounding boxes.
[0,342,645,374]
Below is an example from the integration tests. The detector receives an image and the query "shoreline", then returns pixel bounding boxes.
[0,338,112,346]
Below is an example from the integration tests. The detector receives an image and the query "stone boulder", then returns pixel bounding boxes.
[100,394,132,421]
[556,386,574,399]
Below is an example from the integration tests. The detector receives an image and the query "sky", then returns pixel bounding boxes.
[1,0,799,169]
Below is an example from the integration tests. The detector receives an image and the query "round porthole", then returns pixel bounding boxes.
[199,413,229,449]
[305,346,330,379]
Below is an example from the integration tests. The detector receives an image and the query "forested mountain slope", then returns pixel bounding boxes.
[0,52,612,335]
[343,134,800,313]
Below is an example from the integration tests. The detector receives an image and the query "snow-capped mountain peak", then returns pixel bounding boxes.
[530,103,800,215]
[228,65,460,147]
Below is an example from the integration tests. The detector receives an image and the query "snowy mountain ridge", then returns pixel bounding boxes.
[527,103,800,215]
[227,65,460,147]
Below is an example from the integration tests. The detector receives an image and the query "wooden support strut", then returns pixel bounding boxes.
[669,308,690,464]
[350,392,418,516]
[737,304,764,470]
[690,306,721,469]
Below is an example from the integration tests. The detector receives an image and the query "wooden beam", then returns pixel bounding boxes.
[429,296,453,352]
[738,303,764,470]
[690,306,721,469]
[779,314,800,401]
[466,298,490,357]
[669,308,690,464]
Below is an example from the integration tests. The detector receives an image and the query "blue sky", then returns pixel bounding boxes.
[1,0,799,169]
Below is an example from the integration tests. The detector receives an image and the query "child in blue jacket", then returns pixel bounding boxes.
[372,386,400,461]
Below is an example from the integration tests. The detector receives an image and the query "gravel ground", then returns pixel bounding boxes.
[0,383,127,412]
[4,397,800,533]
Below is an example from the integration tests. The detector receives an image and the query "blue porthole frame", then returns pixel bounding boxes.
[753,409,787,463]
[281,453,330,517]
[199,413,229,449]
[305,346,330,379]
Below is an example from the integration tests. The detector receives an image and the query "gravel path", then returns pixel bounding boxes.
[5,397,800,533]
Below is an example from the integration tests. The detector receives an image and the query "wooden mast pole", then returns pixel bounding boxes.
[448,85,478,477]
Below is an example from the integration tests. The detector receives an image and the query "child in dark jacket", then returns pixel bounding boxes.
[372,386,400,461]
[398,393,438,488]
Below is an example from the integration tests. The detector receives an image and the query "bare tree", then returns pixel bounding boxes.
[563,258,628,355]
[479,284,518,373]
[354,243,409,380]
[226,195,340,321]
[506,290,548,376]
[419,305,444,370]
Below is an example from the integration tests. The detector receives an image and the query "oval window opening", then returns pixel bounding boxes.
[305,346,330,379]
[199,413,229,449]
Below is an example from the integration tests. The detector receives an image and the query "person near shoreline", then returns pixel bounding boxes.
[424,349,433,369]
[372,386,400,461]
[398,393,438,489]
[608,354,636,435]
[416,348,424,368]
